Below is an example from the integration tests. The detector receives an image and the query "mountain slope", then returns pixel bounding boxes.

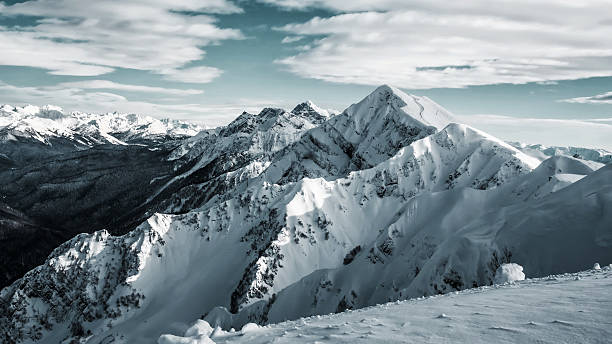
[0,100,337,290]
[0,122,574,343]
[148,102,331,214]
[0,203,70,288]
[220,161,610,328]
[0,106,203,288]
[0,86,609,344]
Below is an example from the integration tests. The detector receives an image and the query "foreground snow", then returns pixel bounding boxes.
[165,267,612,343]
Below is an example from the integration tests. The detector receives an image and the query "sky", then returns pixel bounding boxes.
[0,0,611,149]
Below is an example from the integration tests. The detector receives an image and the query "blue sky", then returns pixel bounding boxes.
[1,0,611,149]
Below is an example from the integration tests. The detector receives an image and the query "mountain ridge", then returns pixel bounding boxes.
[0,85,610,344]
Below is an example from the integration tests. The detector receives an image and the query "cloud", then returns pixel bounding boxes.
[281,35,305,44]
[57,80,204,95]
[560,91,612,104]
[0,80,274,127]
[270,1,612,88]
[157,66,224,84]
[258,0,415,11]
[456,114,612,151]
[0,0,243,79]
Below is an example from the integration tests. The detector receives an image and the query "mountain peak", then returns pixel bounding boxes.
[349,85,456,130]
[291,100,332,118]
[38,105,66,119]
[372,84,405,96]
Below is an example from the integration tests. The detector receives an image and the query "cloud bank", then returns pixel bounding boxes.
[271,0,612,88]
[0,0,243,81]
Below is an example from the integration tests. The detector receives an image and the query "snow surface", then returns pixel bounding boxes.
[161,268,612,344]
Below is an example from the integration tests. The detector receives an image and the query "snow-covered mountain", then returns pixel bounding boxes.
[0,104,203,167]
[0,104,202,143]
[0,86,610,344]
[509,141,612,165]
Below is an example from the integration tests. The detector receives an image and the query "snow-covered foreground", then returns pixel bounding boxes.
[164,267,612,344]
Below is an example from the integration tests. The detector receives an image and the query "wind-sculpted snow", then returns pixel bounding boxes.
[0,86,610,344]
[164,268,612,344]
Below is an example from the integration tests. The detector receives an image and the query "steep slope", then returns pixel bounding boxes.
[0,203,70,288]
[0,100,333,289]
[0,144,178,289]
[501,155,603,201]
[148,86,453,215]
[0,106,202,288]
[164,268,612,344]
[221,161,610,327]
[148,102,331,214]
[262,85,456,185]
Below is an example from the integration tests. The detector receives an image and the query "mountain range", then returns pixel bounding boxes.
[0,86,610,343]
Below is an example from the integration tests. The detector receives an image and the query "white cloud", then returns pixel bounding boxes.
[0,0,243,79]
[281,35,304,44]
[457,114,612,151]
[0,80,274,127]
[271,1,612,88]
[158,66,224,84]
[561,91,612,104]
[57,80,204,95]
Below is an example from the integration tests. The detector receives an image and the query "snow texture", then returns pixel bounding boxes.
[494,263,525,284]
[161,268,612,344]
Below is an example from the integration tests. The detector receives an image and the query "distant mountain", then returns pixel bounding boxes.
[508,141,612,165]
[0,87,610,344]
[0,104,202,166]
